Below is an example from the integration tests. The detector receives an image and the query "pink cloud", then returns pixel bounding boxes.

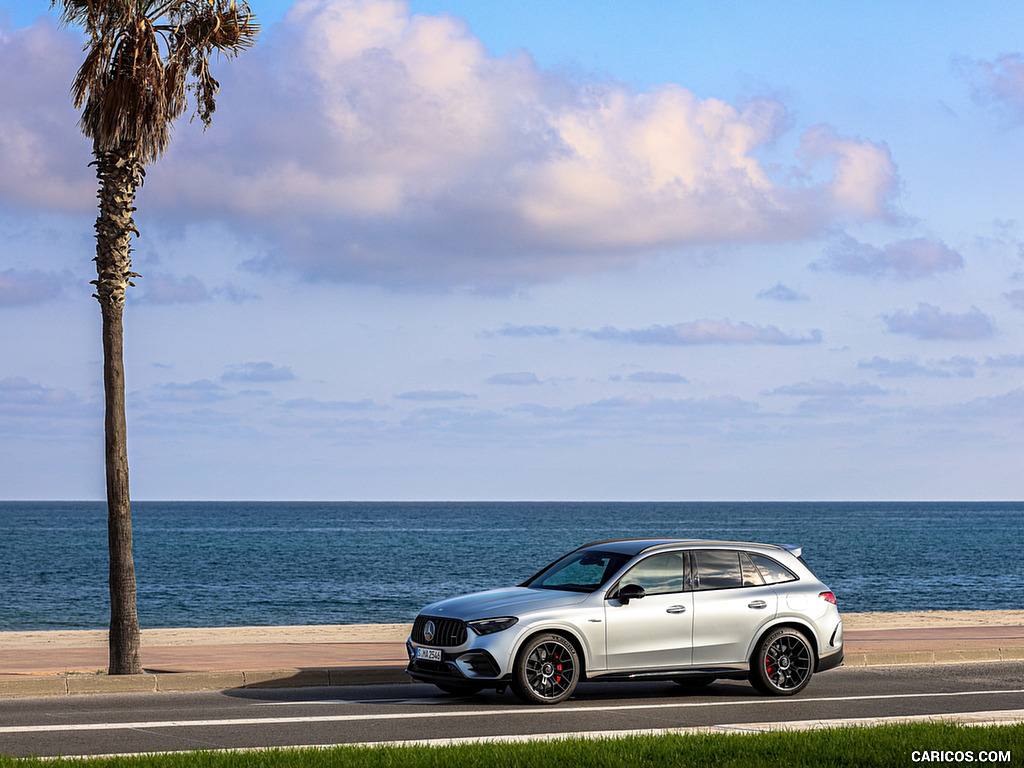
[0,19,93,211]
[967,54,1024,118]
[3,1,901,288]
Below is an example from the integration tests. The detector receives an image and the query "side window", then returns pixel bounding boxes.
[740,552,765,587]
[618,552,684,595]
[748,553,798,585]
[693,550,744,590]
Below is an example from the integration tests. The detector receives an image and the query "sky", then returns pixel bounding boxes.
[2,0,1024,501]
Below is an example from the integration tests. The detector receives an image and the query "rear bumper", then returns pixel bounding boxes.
[817,646,844,672]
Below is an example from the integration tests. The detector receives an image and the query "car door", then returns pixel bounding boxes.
[690,549,778,665]
[603,550,693,670]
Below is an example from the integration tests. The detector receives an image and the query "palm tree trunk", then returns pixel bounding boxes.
[93,142,143,676]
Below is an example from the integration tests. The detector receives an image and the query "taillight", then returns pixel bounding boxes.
[819,591,837,605]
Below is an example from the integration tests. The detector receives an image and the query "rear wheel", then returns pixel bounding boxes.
[749,627,814,696]
[511,633,580,705]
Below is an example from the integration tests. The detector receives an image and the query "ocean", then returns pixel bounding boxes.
[1,501,1021,631]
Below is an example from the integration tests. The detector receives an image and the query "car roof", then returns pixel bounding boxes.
[577,537,801,558]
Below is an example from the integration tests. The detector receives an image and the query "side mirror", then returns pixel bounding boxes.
[616,584,646,605]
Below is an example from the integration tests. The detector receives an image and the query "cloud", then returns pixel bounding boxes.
[965,53,1024,119]
[282,397,376,410]
[221,362,296,383]
[1005,289,1024,310]
[0,268,68,305]
[934,387,1024,421]
[813,235,963,279]
[883,304,996,340]
[985,354,1024,368]
[0,19,93,212]
[796,124,898,220]
[486,372,540,385]
[585,320,822,346]
[0,376,80,407]
[152,380,230,403]
[483,324,561,338]
[859,356,976,378]
[765,379,887,397]
[626,372,689,384]
[138,272,211,304]
[0,4,901,289]
[756,283,808,302]
[394,390,476,401]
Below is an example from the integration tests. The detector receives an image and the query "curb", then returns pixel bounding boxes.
[1,649,1022,699]
[0,666,412,698]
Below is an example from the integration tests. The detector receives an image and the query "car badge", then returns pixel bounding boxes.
[424,620,436,643]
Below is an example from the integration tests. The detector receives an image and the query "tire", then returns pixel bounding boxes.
[511,633,580,705]
[434,682,484,696]
[749,627,814,696]
[673,675,716,689]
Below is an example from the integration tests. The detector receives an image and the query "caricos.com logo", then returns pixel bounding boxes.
[911,751,1012,763]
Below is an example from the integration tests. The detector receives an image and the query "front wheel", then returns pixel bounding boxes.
[511,633,580,705]
[749,627,814,696]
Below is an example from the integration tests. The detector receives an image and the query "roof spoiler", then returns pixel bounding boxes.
[778,543,803,558]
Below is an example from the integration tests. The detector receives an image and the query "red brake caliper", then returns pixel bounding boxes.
[554,650,562,683]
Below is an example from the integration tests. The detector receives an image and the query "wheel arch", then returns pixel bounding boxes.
[512,626,590,679]
[749,619,820,668]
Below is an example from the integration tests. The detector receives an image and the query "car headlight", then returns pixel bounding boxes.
[467,617,519,635]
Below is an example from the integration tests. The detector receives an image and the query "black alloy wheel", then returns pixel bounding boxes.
[749,627,814,695]
[511,633,580,704]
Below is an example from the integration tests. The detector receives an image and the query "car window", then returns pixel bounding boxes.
[692,550,744,590]
[748,553,798,585]
[740,552,765,587]
[617,552,684,595]
[525,550,631,592]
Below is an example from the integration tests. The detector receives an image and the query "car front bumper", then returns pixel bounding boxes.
[405,640,509,685]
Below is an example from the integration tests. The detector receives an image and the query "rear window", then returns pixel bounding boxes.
[748,553,798,585]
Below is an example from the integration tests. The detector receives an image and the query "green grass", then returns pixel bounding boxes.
[4,723,1022,767]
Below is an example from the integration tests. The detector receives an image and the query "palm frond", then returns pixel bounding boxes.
[54,0,258,162]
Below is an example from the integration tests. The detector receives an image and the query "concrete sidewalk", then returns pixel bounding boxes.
[2,611,1023,698]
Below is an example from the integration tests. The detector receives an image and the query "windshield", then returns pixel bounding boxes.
[523,549,631,593]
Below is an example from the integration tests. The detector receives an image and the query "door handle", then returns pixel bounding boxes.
[747,600,767,609]
[666,605,687,614]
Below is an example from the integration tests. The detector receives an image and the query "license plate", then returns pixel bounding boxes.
[416,647,442,662]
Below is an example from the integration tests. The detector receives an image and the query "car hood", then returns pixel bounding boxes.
[419,587,588,620]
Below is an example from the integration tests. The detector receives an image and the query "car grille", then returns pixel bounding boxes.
[412,615,467,646]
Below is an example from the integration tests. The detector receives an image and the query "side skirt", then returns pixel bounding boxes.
[587,664,748,682]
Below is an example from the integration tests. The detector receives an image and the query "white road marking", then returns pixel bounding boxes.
[251,699,355,706]
[26,709,1024,761]
[4,688,1024,734]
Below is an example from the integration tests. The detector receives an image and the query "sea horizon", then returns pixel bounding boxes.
[3,500,1022,631]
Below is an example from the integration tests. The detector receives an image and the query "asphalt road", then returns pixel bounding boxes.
[2,662,1023,758]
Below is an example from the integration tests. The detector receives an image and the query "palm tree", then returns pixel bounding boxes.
[53,0,258,674]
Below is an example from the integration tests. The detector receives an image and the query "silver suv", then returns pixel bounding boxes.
[406,538,843,704]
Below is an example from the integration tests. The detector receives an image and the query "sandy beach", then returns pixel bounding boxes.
[3,610,1022,650]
